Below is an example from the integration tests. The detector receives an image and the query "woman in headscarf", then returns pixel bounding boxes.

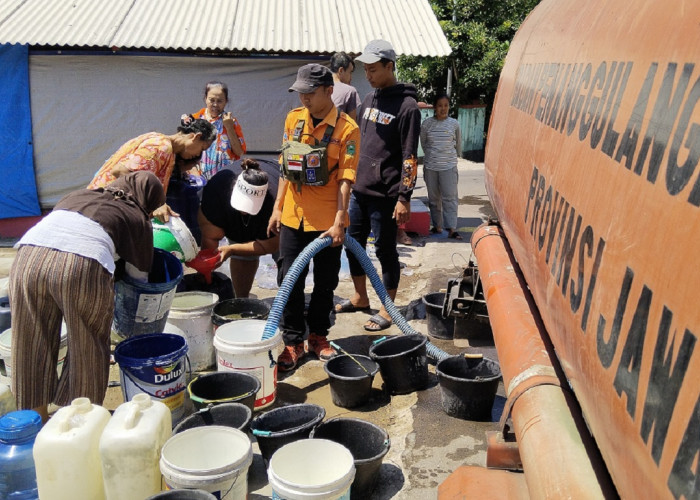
[8,171,165,421]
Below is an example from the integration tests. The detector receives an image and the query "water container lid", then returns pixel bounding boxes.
[0,410,42,441]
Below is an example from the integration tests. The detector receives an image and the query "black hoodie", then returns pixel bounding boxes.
[354,83,421,202]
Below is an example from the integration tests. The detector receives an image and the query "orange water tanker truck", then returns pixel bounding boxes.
[439,0,700,498]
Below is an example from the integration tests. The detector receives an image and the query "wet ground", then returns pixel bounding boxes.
[0,159,501,499]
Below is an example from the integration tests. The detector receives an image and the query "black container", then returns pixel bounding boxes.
[310,418,390,498]
[173,402,252,434]
[250,403,326,463]
[369,334,429,395]
[187,371,261,412]
[422,292,454,340]
[436,355,501,420]
[212,298,270,328]
[177,272,234,302]
[324,355,379,408]
[147,489,216,499]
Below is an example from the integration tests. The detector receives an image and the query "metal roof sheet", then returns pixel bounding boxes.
[0,0,451,56]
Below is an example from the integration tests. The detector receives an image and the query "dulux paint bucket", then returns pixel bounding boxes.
[267,439,356,500]
[165,292,219,372]
[114,333,189,424]
[213,319,283,410]
[0,323,68,385]
[160,426,253,500]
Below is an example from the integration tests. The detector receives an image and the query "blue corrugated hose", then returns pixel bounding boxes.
[262,234,450,364]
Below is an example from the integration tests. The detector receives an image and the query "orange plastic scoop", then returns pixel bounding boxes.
[185,249,221,284]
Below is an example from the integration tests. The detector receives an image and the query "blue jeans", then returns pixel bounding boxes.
[347,192,401,291]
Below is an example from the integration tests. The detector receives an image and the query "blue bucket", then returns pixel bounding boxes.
[114,333,189,424]
[113,248,183,339]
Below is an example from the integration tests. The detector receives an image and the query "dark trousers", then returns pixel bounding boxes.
[347,191,401,290]
[277,223,342,345]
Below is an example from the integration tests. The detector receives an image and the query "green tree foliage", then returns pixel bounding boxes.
[398,0,540,112]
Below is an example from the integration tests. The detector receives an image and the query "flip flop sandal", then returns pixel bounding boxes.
[430,227,442,234]
[364,314,392,332]
[448,231,463,240]
[334,299,371,314]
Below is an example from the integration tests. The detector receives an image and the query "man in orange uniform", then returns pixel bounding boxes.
[267,64,360,372]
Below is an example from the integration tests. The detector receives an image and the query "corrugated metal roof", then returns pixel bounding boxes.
[0,0,451,56]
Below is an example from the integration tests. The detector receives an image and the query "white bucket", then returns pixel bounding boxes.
[165,292,219,372]
[213,319,283,410]
[160,426,253,500]
[268,439,356,500]
[0,324,68,384]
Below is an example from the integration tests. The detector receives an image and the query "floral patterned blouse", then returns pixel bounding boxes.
[88,132,175,192]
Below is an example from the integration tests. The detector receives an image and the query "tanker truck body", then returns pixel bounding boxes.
[441,0,700,498]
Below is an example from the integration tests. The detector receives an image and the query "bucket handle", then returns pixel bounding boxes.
[252,429,271,437]
[372,336,388,345]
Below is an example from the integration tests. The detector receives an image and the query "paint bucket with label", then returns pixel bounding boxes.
[213,319,283,410]
[369,334,429,395]
[436,355,501,420]
[165,291,219,372]
[114,333,189,424]
[250,403,325,465]
[113,248,183,339]
[0,324,68,385]
[160,426,253,500]
[310,418,390,498]
[267,439,355,500]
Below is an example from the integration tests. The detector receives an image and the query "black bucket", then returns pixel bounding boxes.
[173,402,252,434]
[436,355,501,420]
[250,403,326,463]
[187,371,261,412]
[212,298,270,328]
[146,489,216,499]
[324,355,380,408]
[422,292,454,340]
[310,418,390,498]
[369,334,429,395]
[178,271,234,302]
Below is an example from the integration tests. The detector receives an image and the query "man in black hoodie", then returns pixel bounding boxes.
[335,39,421,332]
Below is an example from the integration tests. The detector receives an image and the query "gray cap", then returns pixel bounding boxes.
[355,39,396,64]
[288,64,334,93]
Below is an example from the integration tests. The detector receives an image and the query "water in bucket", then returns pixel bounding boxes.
[114,333,189,424]
[112,248,183,339]
[213,319,283,409]
[267,439,356,500]
[160,426,253,500]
